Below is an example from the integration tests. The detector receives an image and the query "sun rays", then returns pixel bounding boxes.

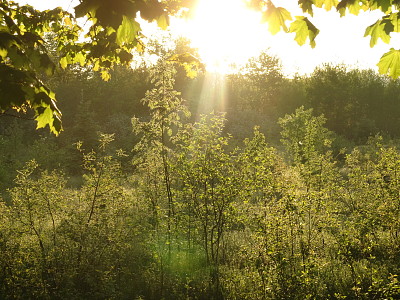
[171,0,269,74]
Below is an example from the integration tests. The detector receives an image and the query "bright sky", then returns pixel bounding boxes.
[170,0,393,75]
[17,0,398,76]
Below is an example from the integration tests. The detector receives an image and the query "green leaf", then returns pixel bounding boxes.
[289,16,320,48]
[51,116,62,134]
[106,26,116,36]
[168,52,202,78]
[59,56,68,69]
[101,70,111,81]
[64,16,73,27]
[337,0,366,16]
[35,105,53,129]
[263,3,292,35]
[0,48,7,59]
[298,0,314,16]
[7,48,28,69]
[74,52,86,66]
[370,0,392,13]
[390,12,400,32]
[116,15,140,46]
[93,60,100,71]
[157,13,169,30]
[35,105,62,135]
[183,63,198,79]
[377,48,400,78]
[314,0,339,10]
[364,17,393,47]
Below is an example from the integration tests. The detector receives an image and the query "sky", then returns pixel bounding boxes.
[16,0,398,76]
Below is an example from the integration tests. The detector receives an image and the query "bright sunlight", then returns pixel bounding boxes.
[172,0,269,73]
[19,0,390,76]
[171,0,390,76]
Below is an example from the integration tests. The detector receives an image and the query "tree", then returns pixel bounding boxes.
[227,51,284,113]
[0,0,192,134]
[249,0,400,79]
[305,64,383,139]
[3,0,400,136]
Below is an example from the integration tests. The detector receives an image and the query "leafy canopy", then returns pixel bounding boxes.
[0,0,192,134]
[3,0,400,135]
[250,0,400,79]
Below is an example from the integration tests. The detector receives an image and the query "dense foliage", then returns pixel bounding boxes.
[3,0,400,297]
[0,0,195,134]
[4,0,400,135]
[2,49,400,299]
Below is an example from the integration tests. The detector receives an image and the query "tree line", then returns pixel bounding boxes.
[2,45,400,190]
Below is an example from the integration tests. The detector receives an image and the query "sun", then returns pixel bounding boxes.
[172,0,269,73]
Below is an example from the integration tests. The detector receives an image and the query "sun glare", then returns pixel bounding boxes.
[172,0,268,73]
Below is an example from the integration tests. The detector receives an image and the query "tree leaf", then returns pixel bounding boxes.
[106,26,116,36]
[364,17,393,47]
[59,56,68,69]
[337,0,366,16]
[390,12,400,32]
[101,70,111,81]
[0,48,7,58]
[314,0,339,11]
[369,0,392,13]
[35,105,53,129]
[64,16,73,27]
[157,13,169,30]
[93,60,100,71]
[74,52,86,66]
[377,48,400,78]
[74,0,99,18]
[298,0,314,16]
[116,15,140,45]
[289,16,320,48]
[263,3,292,35]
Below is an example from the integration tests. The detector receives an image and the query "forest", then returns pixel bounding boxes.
[1,31,400,299]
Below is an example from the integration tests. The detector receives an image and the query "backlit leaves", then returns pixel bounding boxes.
[337,0,368,16]
[364,13,400,47]
[0,0,193,135]
[101,70,111,81]
[59,56,68,69]
[261,0,400,78]
[74,52,86,67]
[289,16,320,48]
[263,2,292,34]
[36,106,55,130]
[0,48,7,58]
[390,12,400,31]
[9,0,400,136]
[0,2,79,134]
[299,0,315,16]
[314,0,339,11]
[116,16,140,46]
[168,52,203,78]
[157,13,169,30]
[377,48,400,79]
[369,0,392,13]
[364,17,393,47]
